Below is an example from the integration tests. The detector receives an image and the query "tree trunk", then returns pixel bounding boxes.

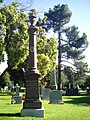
[57,31,62,90]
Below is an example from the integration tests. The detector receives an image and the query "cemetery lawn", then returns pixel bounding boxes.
[0,92,90,120]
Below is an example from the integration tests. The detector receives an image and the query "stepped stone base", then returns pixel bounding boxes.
[21,108,44,117]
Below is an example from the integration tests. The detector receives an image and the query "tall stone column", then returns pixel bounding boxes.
[21,11,44,117]
[51,69,57,90]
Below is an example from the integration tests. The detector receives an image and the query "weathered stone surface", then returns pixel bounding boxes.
[12,96,22,104]
[21,108,44,117]
[11,83,22,104]
[66,88,79,96]
[49,90,64,104]
[23,72,42,109]
[23,99,42,109]
[51,69,57,90]
[42,88,51,100]
[15,83,20,96]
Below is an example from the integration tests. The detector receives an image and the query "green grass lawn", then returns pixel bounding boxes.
[0,92,90,120]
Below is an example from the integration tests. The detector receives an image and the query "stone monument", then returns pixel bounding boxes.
[15,83,20,96]
[11,83,22,104]
[49,90,63,104]
[66,83,80,96]
[49,69,64,104]
[10,81,14,92]
[51,69,57,90]
[21,11,44,117]
[42,88,51,100]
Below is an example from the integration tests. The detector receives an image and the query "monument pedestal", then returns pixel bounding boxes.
[23,99,42,109]
[21,71,44,117]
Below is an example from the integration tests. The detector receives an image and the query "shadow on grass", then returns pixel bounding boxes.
[0,113,20,117]
[64,95,90,106]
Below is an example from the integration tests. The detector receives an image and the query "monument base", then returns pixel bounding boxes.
[23,99,42,109]
[21,108,44,117]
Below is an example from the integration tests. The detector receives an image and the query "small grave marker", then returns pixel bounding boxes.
[49,90,64,104]
[11,83,22,104]
[42,88,51,100]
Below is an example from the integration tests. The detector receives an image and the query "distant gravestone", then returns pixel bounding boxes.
[1,88,3,92]
[49,69,64,104]
[86,87,90,95]
[12,95,22,104]
[66,83,80,96]
[15,83,20,96]
[49,90,64,104]
[42,88,51,100]
[51,70,57,90]
[66,88,79,96]
[69,83,71,89]
[11,83,22,104]
[10,81,14,92]
[4,86,8,91]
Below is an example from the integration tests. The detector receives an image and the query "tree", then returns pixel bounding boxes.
[74,61,89,87]
[85,76,90,88]
[44,4,72,90]
[0,2,29,87]
[2,71,11,87]
[64,61,89,89]
[43,4,88,90]
[61,71,69,89]
[0,1,6,62]
[0,2,29,69]
[64,66,74,88]
[37,26,58,82]
[0,0,4,3]
[65,26,88,60]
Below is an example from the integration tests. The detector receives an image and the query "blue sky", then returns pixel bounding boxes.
[0,0,90,73]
